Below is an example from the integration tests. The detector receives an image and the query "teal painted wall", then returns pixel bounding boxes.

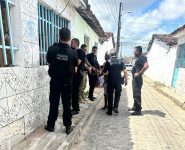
[73,11,99,52]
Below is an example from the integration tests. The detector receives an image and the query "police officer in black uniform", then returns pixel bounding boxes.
[71,44,86,115]
[45,28,78,134]
[129,46,149,115]
[71,38,80,52]
[87,46,100,101]
[103,54,128,115]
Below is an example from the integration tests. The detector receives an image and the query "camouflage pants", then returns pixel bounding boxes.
[79,72,87,102]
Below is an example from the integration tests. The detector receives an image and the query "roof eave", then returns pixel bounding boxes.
[147,34,177,51]
[71,0,86,9]
[77,8,105,37]
[171,29,185,38]
[171,24,185,38]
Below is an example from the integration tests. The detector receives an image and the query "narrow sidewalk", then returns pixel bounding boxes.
[144,76,185,110]
[13,88,103,150]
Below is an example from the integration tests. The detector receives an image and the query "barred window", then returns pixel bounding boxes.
[84,35,90,50]
[0,0,16,67]
[38,3,69,65]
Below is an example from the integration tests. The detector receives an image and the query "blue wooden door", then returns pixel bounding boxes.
[173,44,185,87]
[172,68,179,87]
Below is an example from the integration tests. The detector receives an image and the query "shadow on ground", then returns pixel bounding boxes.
[72,88,134,150]
[142,110,166,118]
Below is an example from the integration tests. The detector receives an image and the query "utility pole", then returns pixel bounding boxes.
[116,2,122,58]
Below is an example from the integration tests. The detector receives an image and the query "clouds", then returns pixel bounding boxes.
[89,0,156,31]
[158,0,185,20]
[122,0,185,36]
[89,0,185,56]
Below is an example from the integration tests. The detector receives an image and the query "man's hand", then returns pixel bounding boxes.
[92,67,96,71]
[103,71,109,75]
[134,73,140,78]
[88,67,92,73]
[123,69,128,86]
[75,67,78,74]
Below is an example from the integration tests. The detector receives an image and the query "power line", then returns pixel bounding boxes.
[109,0,119,18]
[91,0,109,19]
[102,0,117,25]
[117,37,151,41]
[58,0,71,16]
[120,41,149,45]
[104,0,118,24]
[114,38,150,42]
[122,21,183,26]
[82,0,118,27]
[121,37,151,42]
[108,0,118,20]
[114,0,119,17]
[123,21,161,25]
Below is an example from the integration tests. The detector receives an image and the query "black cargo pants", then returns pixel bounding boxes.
[107,78,122,112]
[72,72,83,111]
[88,73,97,99]
[132,76,143,111]
[47,78,72,128]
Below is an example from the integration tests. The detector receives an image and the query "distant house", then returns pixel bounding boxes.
[145,34,178,87]
[98,32,115,65]
[171,25,185,94]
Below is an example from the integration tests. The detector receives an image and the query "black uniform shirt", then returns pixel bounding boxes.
[87,53,99,70]
[132,55,147,75]
[103,56,126,80]
[76,49,86,73]
[47,43,78,81]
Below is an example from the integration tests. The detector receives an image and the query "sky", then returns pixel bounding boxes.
[88,0,185,57]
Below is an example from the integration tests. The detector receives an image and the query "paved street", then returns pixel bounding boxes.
[71,79,185,150]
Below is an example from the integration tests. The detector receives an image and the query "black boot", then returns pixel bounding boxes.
[45,125,54,132]
[66,126,73,135]
[128,106,136,111]
[88,97,95,101]
[113,108,119,113]
[106,111,112,116]
[71,110,79,115]
[131,111,142,116]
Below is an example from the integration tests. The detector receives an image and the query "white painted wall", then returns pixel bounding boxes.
[178,36,185,45]
[0,0,104,148]
[145,39,178,87]
[73,11,100,51]
[0,0,76,148]
[175,35,185,95]
[175,68,185,96]
[97,38,114,65]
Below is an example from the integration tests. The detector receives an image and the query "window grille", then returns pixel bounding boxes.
[0,0,16,67]
[38,3,69,65]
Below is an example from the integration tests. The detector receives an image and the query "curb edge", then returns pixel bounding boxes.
[58,91,103,150]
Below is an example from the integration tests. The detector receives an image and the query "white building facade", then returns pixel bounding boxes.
[98,32,115,65]
[0,0,104,148]
[171,25,185,96]
[145,34,178,87]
